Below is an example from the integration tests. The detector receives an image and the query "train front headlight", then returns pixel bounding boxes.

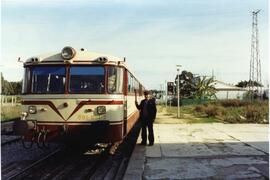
[61,46,76,60]
[28,106,37,114]
[97,106,106,115]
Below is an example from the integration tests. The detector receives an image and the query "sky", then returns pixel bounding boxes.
[1,0,269,90]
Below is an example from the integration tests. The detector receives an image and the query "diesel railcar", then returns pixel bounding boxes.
[13,47,144,148]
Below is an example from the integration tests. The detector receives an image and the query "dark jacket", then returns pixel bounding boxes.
[136,98,157,120]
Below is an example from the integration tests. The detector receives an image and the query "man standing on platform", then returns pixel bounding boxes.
[135,91,157,146]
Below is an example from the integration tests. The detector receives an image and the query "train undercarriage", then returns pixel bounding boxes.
[13,120,125,154]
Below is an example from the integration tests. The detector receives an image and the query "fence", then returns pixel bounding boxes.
[181,99,211,106]
[167,98,211,106]
[1,95,21,106]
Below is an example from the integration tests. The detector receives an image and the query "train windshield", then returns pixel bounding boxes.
[31,66,66,94]
[69,66,105,94]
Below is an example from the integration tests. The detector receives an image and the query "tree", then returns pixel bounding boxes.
[1,73,22,95]
[1,73,14,95]
[174,70,197,98]
[174,70,217,100]
[10,81,22,95]
[193,76,217,100]
[236,80,263,88]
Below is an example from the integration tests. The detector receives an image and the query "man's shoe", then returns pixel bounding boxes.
[139,142,146,145]
[148,143,154,146]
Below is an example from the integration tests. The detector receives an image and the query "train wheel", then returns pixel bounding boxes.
[21,136,34,149]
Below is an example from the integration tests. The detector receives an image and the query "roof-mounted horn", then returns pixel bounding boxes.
[95,56,108,63]
[30,57,39,62]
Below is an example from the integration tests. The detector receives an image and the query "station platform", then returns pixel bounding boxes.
[123,122,269,179]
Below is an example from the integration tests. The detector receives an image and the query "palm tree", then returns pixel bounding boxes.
[194,76,217,100]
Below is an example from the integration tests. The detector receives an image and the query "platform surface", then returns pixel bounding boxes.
[124,123,269,180]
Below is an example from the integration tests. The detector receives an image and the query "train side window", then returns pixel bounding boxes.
[107,66,123,94]
[134,79,139,93]
[128,72,134,93]
[139,84,142,96]
[128,73,130,92]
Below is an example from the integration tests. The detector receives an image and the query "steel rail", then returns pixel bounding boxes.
[6,148,62,180]
[1,137,21,146]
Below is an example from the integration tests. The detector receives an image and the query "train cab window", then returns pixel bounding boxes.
[69,66,105,94]
[107,66,123,94]
[31,66,66,94]
[22,67,30,94]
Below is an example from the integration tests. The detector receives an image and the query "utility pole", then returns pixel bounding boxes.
[176,65,181,118]
[249,9,262,100]
[165,80,167,108]
[160,84,163,105]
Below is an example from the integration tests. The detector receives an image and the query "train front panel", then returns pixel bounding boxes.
[14,47,145,146]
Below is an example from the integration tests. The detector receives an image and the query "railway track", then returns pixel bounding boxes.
[1,119,21,146]
[1,119,18,135]
[4,121,140,180]
[4,148,62,180]
[1,135,21,146]
[90,122,140,180]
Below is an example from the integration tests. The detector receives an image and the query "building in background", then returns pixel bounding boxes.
[213,80,247,100]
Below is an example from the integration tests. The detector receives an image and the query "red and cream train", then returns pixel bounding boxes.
[14,46,144,148]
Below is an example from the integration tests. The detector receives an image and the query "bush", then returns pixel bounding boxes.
[204,104,219,117]
[245,105,266,123]
[165,99,268,124]
[220,99,250,107]
[195,104,226,118]
[224,114,242,123]
[194,105,205,113]
[222,108,245,123]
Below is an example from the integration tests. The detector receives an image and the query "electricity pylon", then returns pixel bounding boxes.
[249,9,262,100]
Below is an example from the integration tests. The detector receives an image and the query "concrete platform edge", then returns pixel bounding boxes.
[123,144,146,180]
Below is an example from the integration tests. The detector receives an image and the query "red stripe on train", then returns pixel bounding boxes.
[21,101,65,120]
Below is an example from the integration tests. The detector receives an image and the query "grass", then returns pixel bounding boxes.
[156,105,219,124]
[1,105,21,122]
[208,100,269,123]
[166,105,195,115]
[157,99,269,124]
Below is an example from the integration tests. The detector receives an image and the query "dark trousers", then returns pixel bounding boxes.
[141,118,154,144]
